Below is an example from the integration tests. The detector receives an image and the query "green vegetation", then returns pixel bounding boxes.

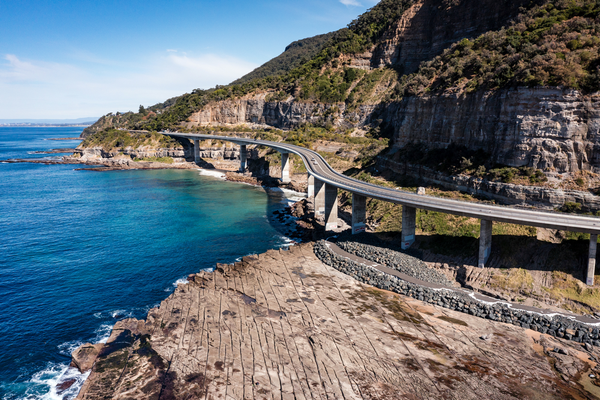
[560,201,583,213]
[80,129,181,151]
[399,0,600,96]
[87,0,600,138]
[88,0,415,132]
[231,32,337,85]
[544,270,600,311]
[490,268,535,292]
[136,156,174,164]
[394,143,548,183]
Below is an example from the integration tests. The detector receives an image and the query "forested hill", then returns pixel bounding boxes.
[231,32,337,85]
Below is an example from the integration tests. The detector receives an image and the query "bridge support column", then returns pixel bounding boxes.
[587,234,598,286]
[239,145,247,172]
[280,152,291,183]
[314,178,325,219]
[401,206,416,250]
[352,193,366,234]
[193,139,200,163]
[325,183,338,232]
[478,219,493,268]
[307,174,314,198]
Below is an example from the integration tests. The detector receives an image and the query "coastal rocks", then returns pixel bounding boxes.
[72,146,189,163]
[70,343,103,373]
[75,244,600,399]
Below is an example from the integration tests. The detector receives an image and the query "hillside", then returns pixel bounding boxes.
[230,32,337,85]
[82,0,600,182]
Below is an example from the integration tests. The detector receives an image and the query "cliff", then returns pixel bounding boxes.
[388,87,600,174]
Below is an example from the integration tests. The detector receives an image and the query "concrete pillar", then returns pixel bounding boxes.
[587,234,598,286]
[280,152,290,183]
[307,174,314,198]
[478,219,493,268]
[352,193,366,234]
[324,183,338,232]
[401,206,416,250]
[239,144,247,172]
[314,178,325,219]
[193,139,200,163]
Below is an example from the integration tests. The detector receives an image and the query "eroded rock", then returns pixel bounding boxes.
[70,343,103,373]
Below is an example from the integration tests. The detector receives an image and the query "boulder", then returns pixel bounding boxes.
[70,343,103,373]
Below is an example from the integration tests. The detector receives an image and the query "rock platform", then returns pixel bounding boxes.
[75,244,600,399]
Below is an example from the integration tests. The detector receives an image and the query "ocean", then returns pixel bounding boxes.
[0,127,302,399]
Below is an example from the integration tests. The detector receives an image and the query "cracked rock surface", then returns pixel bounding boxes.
[75,244,600,399]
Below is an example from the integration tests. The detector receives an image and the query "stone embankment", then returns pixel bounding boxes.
[73,244,600,399]
[314,239,600,349]
[336,240,453,287]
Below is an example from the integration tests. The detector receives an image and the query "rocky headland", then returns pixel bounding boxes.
[72,243,600,399]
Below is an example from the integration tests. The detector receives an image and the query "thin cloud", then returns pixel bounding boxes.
[0,53,258,119]
[340,0,362,6]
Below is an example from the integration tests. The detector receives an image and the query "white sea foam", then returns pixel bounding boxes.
[93,324,114,344]
[198,169,226,179]
[110,309,134,319]
[164,277,189,292]
[173,277,189,287]
[57,340,84,357]
[265,186,307,198]
[92,312,102,318]
[23,362,90,400]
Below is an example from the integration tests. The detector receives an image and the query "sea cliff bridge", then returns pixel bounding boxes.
[166,132,600,286]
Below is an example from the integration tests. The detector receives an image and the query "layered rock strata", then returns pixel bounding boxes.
[75,244,600,399]
[379,156,600,211]
[185,88,600,175]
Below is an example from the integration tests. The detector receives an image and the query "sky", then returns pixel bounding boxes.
[0,0,379,119]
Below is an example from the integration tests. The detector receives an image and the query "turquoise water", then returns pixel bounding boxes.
[0,127,300,399]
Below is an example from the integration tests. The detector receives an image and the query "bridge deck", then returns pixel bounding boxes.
[167,133,600,235]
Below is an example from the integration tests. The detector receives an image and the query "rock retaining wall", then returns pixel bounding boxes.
[314,240,600,347]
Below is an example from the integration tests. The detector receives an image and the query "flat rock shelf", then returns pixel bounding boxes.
[75,244,600,399]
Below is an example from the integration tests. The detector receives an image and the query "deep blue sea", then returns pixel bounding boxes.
[0,127,301,399]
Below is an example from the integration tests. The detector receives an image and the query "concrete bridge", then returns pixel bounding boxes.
[166,132,600,286]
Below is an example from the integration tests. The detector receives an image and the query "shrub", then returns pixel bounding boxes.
[560,202,582,213]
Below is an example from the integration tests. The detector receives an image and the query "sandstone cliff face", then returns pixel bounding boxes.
[387,88,600,174]
[74,143,250,163]
[186,93,378,130]
[380,156,600,211]
[188,87,600,175]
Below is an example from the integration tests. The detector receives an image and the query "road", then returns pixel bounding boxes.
[166,132,600,235]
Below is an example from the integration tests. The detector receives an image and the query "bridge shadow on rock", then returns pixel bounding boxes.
[416,233,597,313]
[332,230,599,314]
